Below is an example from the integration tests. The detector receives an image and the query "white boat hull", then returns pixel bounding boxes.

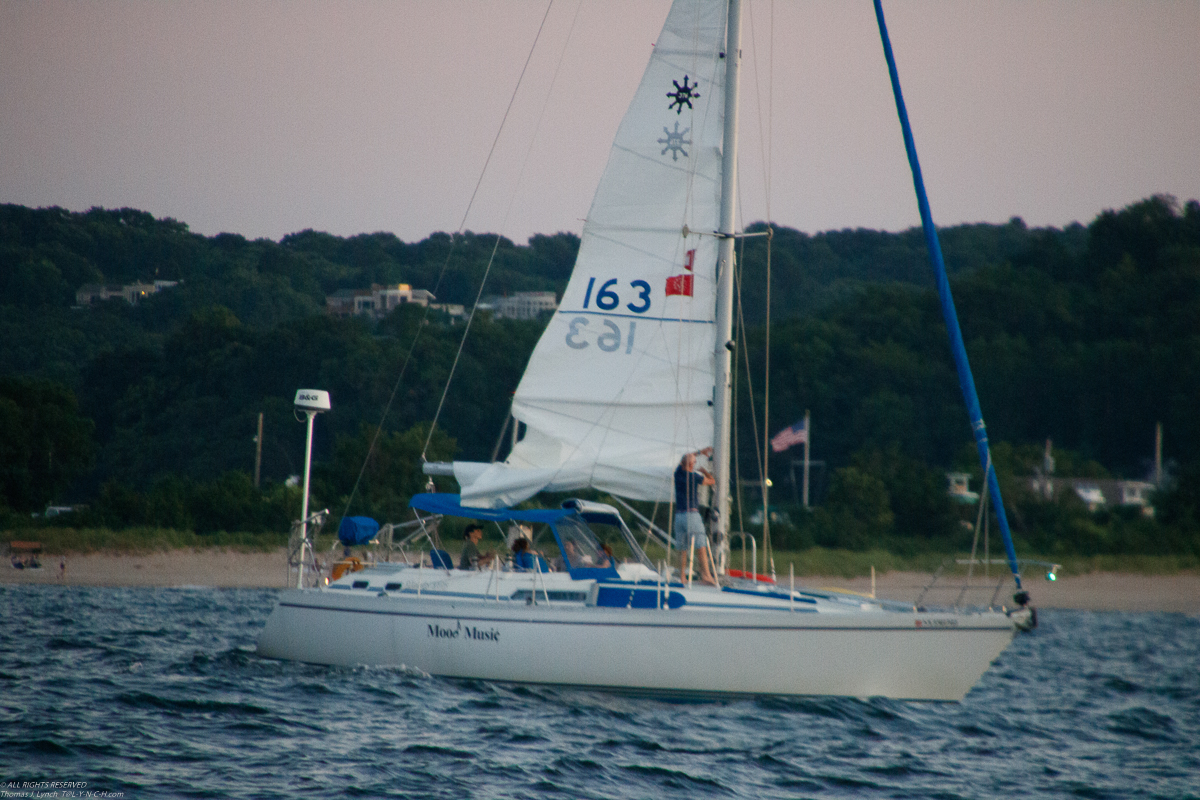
[258,583,1016,701]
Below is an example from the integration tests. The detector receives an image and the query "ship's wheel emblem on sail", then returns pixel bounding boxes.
[667,75,699,113]
[658,122,691,161]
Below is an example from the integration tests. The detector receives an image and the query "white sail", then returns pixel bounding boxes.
[456,0,729,508]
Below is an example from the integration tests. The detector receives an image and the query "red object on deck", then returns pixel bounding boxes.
[726,568,775,584]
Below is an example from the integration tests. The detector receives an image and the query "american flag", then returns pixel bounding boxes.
[770,418,808,452]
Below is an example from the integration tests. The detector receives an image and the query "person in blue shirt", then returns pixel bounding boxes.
[674,447,716,585]
[509,524,547,571]
[512,534,548,571]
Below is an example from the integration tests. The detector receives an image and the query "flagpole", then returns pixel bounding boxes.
[802,409,810,508]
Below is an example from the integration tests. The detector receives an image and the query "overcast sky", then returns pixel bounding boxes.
[3,0,1198,245]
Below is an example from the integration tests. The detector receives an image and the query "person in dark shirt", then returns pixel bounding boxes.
[458,523,489,570]
[674,447,716,585]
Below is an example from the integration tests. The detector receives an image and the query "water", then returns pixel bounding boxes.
[2,586,1197,799]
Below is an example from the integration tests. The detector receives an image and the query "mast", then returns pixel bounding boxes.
[712,0,743,571]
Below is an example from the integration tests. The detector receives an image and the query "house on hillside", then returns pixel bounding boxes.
[429,303,467,320]
[325,284,436,320]
[481,291,558,320]
[75,280,179,306]
[1029,476,1157,515]
[946,472,981,504]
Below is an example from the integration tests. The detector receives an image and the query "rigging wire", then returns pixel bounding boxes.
[732,237,744,538]
[762,230,775,578]
[733,0,777,578]
[338,1,559,522]
[753,0,777,578]
[422,234,506,460]
[732,239,764,555]
[747,0,774,223]
[962,451,993,598]
[488,412,513,464]
[420,0,572,461]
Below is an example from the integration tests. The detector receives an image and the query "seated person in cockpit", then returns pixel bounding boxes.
[555,539,590,571]
[458,523,494,570]
[511,535,542,570]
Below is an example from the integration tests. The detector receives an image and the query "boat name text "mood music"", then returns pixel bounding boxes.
[428,622,499,642]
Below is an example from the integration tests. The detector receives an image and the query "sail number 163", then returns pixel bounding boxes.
[565,317,636,353]
[582,277,651,314]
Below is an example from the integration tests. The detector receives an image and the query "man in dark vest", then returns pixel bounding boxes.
[674,447,716,585]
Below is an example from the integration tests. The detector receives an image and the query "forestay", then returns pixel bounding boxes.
[453,0,729,508]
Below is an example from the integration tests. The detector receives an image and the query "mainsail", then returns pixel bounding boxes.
[451,0,728,508]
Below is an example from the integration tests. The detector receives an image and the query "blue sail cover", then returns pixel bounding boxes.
[409,494,571,524]
[337,516,380,546]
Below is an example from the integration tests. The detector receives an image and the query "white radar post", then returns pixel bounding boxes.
[293,389,331,588]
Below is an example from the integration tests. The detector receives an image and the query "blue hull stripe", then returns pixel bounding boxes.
[276,600,1007,633]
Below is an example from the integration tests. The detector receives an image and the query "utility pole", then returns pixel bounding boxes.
[254,412,263,488]
[802,410,811,508]
[1155,422,1163,486]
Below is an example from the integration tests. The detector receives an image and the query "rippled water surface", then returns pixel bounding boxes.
[2,586,1198,799]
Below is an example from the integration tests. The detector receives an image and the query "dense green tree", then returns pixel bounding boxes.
[0,378,94,511]
[815,466,894,550]
[850,447,959,543]
[1154,463,1200,555]
[312,422,457,526]
[2,197,1198,552]
[77,472,296,534]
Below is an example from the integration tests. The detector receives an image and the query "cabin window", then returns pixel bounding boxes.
[551,517,609,569]
[510,589,588,603]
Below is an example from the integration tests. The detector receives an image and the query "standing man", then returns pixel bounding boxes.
[675,447,716,585]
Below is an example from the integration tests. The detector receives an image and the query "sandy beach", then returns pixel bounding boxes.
[805,570,1200,614]
[5,549,292,590]
[4,547,1198,613]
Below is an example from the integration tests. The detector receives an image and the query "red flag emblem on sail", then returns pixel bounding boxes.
[665,274,693,297]
[684,249,696,271]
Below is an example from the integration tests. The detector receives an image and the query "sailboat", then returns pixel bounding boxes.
[257,0,1033,701]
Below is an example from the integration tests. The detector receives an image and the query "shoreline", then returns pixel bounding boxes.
[4,548,1198,613]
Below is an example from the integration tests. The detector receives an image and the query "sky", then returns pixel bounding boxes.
[2,0,1198,246]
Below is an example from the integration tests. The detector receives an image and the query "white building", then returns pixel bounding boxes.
[489,291,558,320]
[945,472,980,504]
[75,280,179,306]
[326,284,435,320]
[429,303,467,320]
[1030,477,1157,516]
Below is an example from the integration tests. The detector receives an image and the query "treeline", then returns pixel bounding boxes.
[1,197,1198,558]
[743,196,1200,557]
